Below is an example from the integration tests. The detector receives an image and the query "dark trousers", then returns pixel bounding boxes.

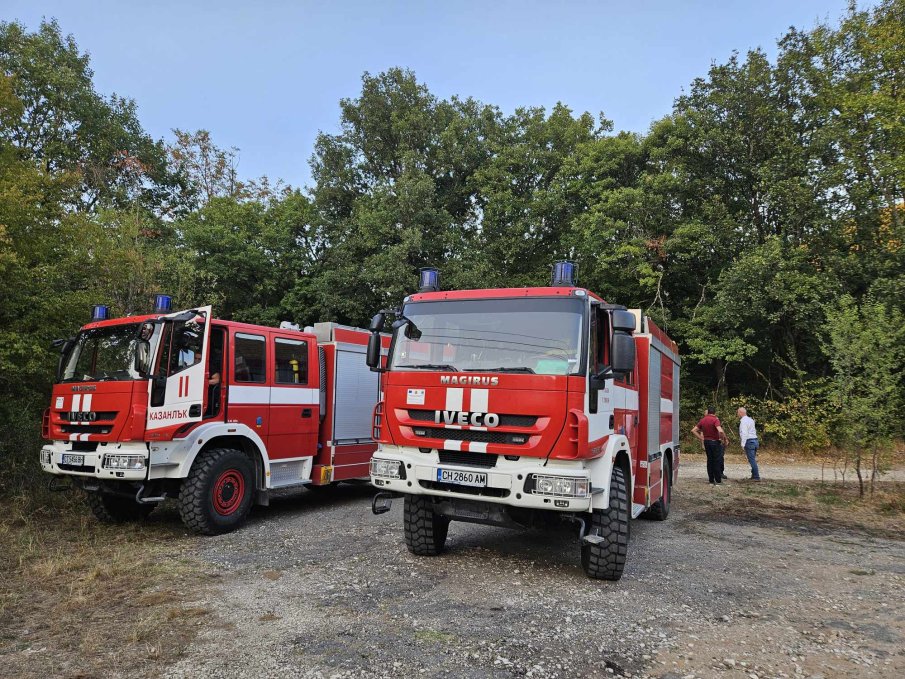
[705,440,723,483]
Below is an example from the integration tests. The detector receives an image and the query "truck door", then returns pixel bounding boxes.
[268,334,319,459]
[587,304,617,444]
[228,330,270,441]
[147,306,212,432]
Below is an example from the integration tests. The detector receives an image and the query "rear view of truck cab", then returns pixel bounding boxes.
[41,296,385,534]
[368,264,680,580]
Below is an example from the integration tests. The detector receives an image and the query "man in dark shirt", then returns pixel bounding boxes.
[692,408,729,485]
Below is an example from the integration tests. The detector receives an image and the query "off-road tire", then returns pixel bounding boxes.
[86,491,155,523]
[178,448,254,535]
[581,466,630,580]
[403,494,449,556]
[645,459,671,521]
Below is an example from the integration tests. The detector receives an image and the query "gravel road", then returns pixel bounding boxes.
[681,458,905,482]
[162,475,905,679]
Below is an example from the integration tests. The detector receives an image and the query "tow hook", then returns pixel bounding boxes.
[372,491,399,515]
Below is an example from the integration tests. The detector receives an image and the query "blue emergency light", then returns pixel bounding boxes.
[551,260,577,287]
[91,305,109,321]
[154,294,172,313]
[419,267,440,292]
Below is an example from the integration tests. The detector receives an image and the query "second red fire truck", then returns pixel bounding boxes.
[41,297,388,534]
[366,263,680,580]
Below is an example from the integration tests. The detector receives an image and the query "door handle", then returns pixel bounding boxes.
[301,408,312,418]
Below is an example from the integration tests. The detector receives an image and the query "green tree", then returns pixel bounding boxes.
[0,19,185,214]
[823,295,905,495]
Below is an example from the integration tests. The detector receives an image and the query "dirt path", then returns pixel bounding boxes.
[160,470,905,679]
[681,457,905,482]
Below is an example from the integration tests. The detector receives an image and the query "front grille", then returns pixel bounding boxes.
[57,411,117,422]
[61,424,113,435]
[438,450,498,468]
[413,427,528,445]
[58,463,95,473]
[408,410,538,427]
[419,480,510,498]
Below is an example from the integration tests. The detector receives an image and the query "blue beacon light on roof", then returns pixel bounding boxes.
[91,305,109,321]
[154,294,172,313]
[551,261,577,287]
[418,267,440,292]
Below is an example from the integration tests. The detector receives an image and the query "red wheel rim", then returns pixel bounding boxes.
[213,469,245,516]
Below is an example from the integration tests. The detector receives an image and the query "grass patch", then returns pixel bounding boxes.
[0,492,214,678]
[677,477,905,538]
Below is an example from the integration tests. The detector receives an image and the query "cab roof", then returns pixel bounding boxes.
[80,314,306,335]
[407,286,605,303]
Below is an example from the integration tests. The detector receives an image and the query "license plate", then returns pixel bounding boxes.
[437,468,487,487]
[62,454,84,465]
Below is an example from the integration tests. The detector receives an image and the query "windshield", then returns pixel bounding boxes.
[389,297,586,375]
[60,323,151,382]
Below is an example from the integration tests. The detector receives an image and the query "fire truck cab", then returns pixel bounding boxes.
[41,297,387,534]
[367,264,680,580]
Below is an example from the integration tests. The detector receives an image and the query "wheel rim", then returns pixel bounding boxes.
[213,469,245,516]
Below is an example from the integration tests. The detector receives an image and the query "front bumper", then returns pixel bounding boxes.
[370,444,593,513]
[40,441,149,481]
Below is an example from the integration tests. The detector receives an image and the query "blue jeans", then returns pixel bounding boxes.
[744,439,760,479]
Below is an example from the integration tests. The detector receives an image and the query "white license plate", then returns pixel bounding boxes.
[62,454,84,465]
[437,468,487,487]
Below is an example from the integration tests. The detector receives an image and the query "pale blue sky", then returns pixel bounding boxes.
[5,1,863,189]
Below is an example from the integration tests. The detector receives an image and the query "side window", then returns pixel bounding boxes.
[234,333,266,383]
[164,319,206,377]
[590,306,609,374]
[274,338,308,384]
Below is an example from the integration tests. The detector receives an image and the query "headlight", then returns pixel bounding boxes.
[103,454,146,470]
[40,449,52,465]
[529,474,589,498]
[370,458,405,480]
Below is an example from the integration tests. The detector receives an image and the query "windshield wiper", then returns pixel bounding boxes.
[395,364,458,372]
[465,366,536,374]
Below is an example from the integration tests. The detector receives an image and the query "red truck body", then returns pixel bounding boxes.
[42,304,388,533]
[369,271,680,579]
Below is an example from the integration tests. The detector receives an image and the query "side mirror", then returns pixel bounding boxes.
[54,338,75,381]
[612,310,636,333]
[368,313,386,333]
[366,332,382,371]
[611,332,636,374]
[392,317,421,341]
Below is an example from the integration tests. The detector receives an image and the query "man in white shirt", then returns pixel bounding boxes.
[736,407,761,481]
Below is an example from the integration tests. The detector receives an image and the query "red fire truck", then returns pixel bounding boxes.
[41,297,388,534]
[366,263,680,580]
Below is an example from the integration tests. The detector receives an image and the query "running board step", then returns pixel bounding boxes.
[631,502,646,519]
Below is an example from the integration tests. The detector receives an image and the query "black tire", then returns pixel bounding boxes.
[646,460,671,521]
[86,491,155,523]
[178,448,255,535]
[403,494,449,556]
[581,466,630,581]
